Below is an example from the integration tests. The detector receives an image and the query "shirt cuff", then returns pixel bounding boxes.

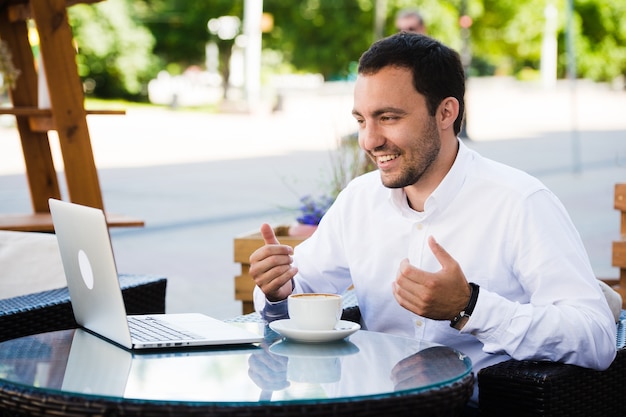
[261,298,289,322]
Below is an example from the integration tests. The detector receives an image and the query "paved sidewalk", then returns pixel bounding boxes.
[1,77,625,318]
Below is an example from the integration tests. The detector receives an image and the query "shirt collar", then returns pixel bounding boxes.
[388,139,472,219]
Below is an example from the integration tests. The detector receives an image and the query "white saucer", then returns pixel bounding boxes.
[269,319,360,343]
[269,339,360,357]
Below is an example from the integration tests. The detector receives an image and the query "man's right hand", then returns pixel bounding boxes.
[249,223,297,302]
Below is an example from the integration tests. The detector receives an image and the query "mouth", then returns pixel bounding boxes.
[376,153,400,166]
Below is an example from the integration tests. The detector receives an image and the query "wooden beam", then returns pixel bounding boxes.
[30,0,103,209]
[0,212,144,232]
[0,108,126,132]
[0,7,61,212]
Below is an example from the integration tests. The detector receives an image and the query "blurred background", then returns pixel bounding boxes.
[1,0,625,318]
[3,0,623,107]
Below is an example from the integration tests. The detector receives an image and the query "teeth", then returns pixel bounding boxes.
[378,154,399,163]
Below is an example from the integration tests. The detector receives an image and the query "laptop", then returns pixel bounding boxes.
[48,198,263,350]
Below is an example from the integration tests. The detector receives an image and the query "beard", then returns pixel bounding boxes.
[376,118,441,189]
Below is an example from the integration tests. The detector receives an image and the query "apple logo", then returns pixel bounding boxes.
[78,249,95,290]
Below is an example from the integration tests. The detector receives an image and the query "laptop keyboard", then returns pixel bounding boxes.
[128,316,204,342]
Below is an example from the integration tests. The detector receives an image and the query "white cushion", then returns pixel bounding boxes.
[598,279,623,323]
[0,230,67,300]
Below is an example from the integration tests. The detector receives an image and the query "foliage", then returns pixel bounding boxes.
[66,0,626,99]
[327,133,377,199]
[290,133,376,225]
[156,0,626,83]
[262,0,375,80]
[131,1,242,67]
[456,0,626,81]
[68,0,160,99]
[466,0,547,75]
[130,1,243,98]
[0,40,20,92]
[571,0,626,82]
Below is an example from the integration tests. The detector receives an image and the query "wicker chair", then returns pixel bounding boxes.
[477,310,626,417]
[0,274,167,343]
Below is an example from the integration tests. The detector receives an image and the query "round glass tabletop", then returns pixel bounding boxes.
[0,324,472,412]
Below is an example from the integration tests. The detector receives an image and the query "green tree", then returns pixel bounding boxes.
[69,0,160,99]
[262,0,374,80]
[570,0,626,82]
[451,0,626,81]
[132,1,242,72]
[68,0,626,99]
[462,0,547,76]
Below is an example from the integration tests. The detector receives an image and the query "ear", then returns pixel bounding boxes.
[437,97,459,131]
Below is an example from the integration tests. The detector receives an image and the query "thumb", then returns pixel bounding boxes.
[260,223,280,245]
[427,236,453,269]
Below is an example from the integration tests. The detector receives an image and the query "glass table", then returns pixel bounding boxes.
[0,323,473,416]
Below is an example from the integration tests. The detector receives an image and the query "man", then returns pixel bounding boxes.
[249,33,616,407]
[395,8,426,34]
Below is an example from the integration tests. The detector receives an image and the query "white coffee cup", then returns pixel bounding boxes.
[288,293,342,331]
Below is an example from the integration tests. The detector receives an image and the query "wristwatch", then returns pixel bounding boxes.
[450,282,479,329]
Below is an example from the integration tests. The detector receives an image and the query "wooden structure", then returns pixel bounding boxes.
[0,0,142,232]
[601,183,626,308]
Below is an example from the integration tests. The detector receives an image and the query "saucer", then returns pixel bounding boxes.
[269,320,360,343]
[269,339,360,357]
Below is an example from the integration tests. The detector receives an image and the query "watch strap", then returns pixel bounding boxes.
[450,282,479,328]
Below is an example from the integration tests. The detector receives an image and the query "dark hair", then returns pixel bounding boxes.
[358,33,465,135]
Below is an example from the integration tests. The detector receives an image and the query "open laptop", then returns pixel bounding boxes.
[49,198,263,350]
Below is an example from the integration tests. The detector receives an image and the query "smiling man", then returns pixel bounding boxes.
[249,33,617,411]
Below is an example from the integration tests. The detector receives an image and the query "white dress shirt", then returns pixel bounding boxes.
[254,139,617,379]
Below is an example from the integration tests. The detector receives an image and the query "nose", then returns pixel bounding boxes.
[358,122,385,152]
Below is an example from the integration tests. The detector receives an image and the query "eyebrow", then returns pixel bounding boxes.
[352,107,408,118]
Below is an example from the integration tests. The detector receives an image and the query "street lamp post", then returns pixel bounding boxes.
[566,0,581,172]
[243,0,263,112]
[459,0,472,140]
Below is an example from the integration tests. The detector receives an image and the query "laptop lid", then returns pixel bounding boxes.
[48,198,263,350]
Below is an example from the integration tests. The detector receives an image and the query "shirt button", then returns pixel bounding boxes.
[415,319,423,327]
[416,223,423,230]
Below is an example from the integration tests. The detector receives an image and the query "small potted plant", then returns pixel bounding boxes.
[288,194,335,237]
[288,133,376,237]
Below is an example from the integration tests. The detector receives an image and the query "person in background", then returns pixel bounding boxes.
[395,8,426,34]
[248,33,617,412]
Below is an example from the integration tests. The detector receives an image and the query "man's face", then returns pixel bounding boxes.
[395,16,425,34]
[352,66,440,189]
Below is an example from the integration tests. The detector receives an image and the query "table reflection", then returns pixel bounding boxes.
[0,326,471,404]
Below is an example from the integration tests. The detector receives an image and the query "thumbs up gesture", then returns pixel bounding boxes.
[249,223,298,302]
